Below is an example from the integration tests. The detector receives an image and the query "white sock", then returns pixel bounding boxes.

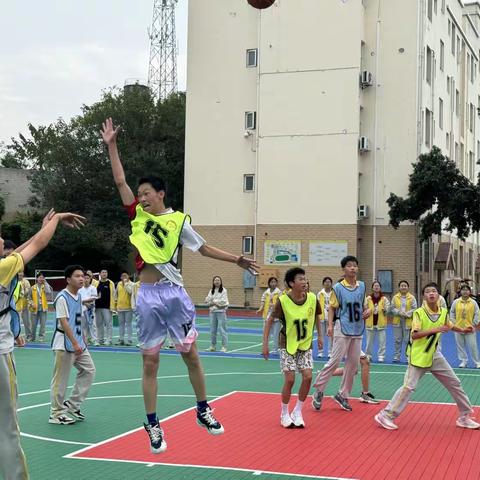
[281,403,289,415]
[294,400,304,413]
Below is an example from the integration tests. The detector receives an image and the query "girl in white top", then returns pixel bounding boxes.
[317,276,333,358]
[78,272,98,345]
[257,277,282,353]
[205,276,229,352]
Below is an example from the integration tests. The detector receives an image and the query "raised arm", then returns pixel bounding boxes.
[101,117,136,206]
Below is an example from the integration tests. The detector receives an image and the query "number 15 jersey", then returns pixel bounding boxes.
[331,280,366,337]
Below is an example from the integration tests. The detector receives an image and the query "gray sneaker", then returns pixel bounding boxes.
[312,390,324,411]
[359,392,380,404]
[333,392,352,411]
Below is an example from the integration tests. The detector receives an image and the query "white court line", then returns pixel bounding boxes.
[21,433,93,447]
[228,342,263,353]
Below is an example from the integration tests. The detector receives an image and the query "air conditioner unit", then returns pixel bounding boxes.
[359,136,370,152]
[360,70,374,87]
[358,204,369,219]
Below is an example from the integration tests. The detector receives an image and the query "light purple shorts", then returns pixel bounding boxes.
[136,282,198,354]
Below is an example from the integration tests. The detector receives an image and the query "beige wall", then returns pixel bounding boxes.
[0,167,31,221]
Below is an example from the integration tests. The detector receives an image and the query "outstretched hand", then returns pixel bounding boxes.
[236,255,260,275]
[101,117,120,146]
[55,213,87,230]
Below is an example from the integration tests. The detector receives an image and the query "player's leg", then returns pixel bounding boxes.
[291,351,313,428]
[280,368,296,428]
[49,351,76,424]
[312,336,348,411]
[336,338,361,411]
[0,353,29,480]
[65,349,96,421]
[429,354,479,428]
[375,363,425,429]
[358,354,380,404]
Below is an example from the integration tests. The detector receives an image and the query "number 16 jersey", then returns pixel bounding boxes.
[331,280,366,337]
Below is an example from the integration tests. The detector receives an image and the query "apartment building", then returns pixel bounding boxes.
[183,0,480,305]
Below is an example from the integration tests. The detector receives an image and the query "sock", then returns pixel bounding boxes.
[197,400,208,412]
[294,400,304,413]
[281,403,289,415]
[146,412,157,425]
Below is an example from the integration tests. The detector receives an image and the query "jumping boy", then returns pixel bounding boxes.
[263,267,322,428]
[101,118,258,453]
[311,255,370,412]
[375,282,479,430]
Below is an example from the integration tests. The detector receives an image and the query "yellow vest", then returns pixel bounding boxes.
[317,290,332,322]
[14,279,30,311]
[262,289,281,319]
[453,298,476,329]
[407,307,448,368]
[279,292,317,355]
[116,281,133,310]
[129,206,189,264]
[392,292,415,328]
[91,278,99,288]
[365,295,388,329]
[30,284,49,313]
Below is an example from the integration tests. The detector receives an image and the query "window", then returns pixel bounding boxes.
[470,103,475,132]
[427,0,432,21]
[472,57,476,83]
[442,0,445,13]
[467,53,471,81]
[446,132,450,150]
[426,46,433,85]
[440,40,444,71]
[477,140,480,162]
[470,151,475,180]
[448,19,451,37]
[425,108,433,147]
[451,24,456,55]
[455,89,460,117]
[243,174,255,192]
[245,111,256,130]
[246,49,258,68]
[439,98,443,129]
[447,75,450,93]
[460,245,464,277]
[422,241,430,273]
[455,142,459,165]
[434,0,437,14]
[469,248,474,276]
[242,236,254,255]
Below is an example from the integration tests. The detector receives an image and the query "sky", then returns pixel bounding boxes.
[0,0,188,145]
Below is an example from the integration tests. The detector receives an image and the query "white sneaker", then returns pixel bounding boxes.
[291,409,305,428]
[374,412,398,430]
[456,415,480,429]
[476,363,480,369]
[280,412,294,428]
[459,361,467,368]
[220,346,227,353]
[378,356,384,363]
[49,414,76,425]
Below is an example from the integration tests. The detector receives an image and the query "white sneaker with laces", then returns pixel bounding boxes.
[456,415,480,429]
[291,409,305,428]
[374,412,398,430]
[49,414,76,425]
[459,361,467,368]
[280,412,294,428]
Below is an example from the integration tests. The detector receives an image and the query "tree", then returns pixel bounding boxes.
[387,146,480,241]
[1,88,186,274]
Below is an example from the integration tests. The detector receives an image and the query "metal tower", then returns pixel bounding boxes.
[148,0,178,101]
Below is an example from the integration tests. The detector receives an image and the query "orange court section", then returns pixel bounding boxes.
[69,391,480,480]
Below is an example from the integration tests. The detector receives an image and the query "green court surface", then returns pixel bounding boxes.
[13,315,480,480]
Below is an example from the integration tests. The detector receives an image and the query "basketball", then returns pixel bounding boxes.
[247,0,276,9]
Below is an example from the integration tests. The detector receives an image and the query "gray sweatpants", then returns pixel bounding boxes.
[382,351,473,419]
[30,311,47,341]
[118,310,133,342]
[0,352,29,480]
[454,332,480,365]
[393,321,411,360]
[50,349,96,417]
[365,328,386,360]
[19,310,32,340]
[313,335,362,397]
[95,308,112,343]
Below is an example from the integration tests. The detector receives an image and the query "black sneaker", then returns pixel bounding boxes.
[196,407,225,435]
[333,392,352,411]
[63,400,85,421]
[312,390,324,411]
[144,422,167,454]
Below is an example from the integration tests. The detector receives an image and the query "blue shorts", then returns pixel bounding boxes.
[136,282,198,354]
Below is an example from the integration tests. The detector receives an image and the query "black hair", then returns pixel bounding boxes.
[398,280,410,288]
[3,240,17,250]
[322,276,333,285]
[211,276,224,294]
[460,284,472,292]
[284,267,306,288]
[121,271,130,276]
[341,255,358,268]
[372,280,382,288]
[138,175,166,193]
[65,265,84,279]
[36,271,45,278]
[422,282,440,294]
[267,277,278,288]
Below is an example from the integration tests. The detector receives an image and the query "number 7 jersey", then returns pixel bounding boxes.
[279,292,318,355]
[332,280,366,336]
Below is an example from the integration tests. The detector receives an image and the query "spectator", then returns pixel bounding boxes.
[257,277,282,354]
[450,284,480,368]
[94,269,115,346]
[365,281,390,363]
[14,272,32,341]
[29,272,53,342]
[116,271,134,346]
[79,272,98,345]
[205,276,229,352]
[86,269,99,288]
[391,280,417,363]
[317,277,333,358]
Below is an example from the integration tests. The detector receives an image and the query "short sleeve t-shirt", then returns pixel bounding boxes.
[0,253,24,354]
[125,200,206,286]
